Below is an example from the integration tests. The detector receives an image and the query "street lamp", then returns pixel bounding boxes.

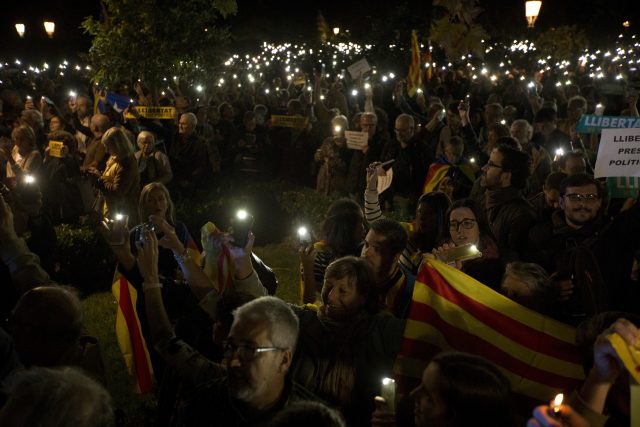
[333,27,340,36]
[43,21,55,38]
[15,23,25,38]
[525,1,542,28]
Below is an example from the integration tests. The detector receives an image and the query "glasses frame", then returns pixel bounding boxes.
[223,341,284,361]
[562,193,599,202]
[449,218,477,232]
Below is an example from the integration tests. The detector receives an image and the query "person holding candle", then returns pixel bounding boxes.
[314,115,351,196]
[371,352,515,427]
[527,316,640,427]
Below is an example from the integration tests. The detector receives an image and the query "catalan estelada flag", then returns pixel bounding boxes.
[394,259,585,404]
[112,271,154,394]
[407,30,422,97]
[422,160,475,194]
[200,222,233,294]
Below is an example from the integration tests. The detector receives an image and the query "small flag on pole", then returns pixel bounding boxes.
[407,30,422,97]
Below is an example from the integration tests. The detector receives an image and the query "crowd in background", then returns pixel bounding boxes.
[0,47,639,427]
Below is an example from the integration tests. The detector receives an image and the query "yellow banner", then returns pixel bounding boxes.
[125,106,176,120]
[48,140,64,158]
[271,115,309,129]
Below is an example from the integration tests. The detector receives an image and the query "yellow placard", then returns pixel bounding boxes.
[48,140,64,158]
[124,106,176,120]
[271,115,309,129]
[608,332,640,384]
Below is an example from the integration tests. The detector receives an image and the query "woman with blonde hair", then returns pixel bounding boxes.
[90,126,140,222]
[5,125,42,180]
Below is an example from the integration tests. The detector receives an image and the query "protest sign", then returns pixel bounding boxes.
[576,114,640,134]
[48,140,64,158]
[377,167,393,194]
[606,177,640,198]
[124,106,176,120]
[347,58,371,80]
[271,115,309,129]
[594,128,640,178]
[345,130,368,150]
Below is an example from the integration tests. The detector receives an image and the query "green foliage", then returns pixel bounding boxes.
[535,25,589,61]
[54,223,115,292]
[82,0,236,90]
[430,0,489,62]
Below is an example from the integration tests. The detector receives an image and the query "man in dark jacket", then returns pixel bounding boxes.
[480,144,535,262]
[526,174,640,323]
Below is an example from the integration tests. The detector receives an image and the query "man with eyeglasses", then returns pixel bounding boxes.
[135,230,319,426]
[182,296,319,426]
[526,173,640,323]
[480,144,535,262]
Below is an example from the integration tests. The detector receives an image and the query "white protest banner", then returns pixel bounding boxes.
[347,58,371,80]
[594,128,640,178]
[345,131,368,150]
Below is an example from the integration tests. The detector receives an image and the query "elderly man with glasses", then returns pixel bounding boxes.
[135,229,319,426]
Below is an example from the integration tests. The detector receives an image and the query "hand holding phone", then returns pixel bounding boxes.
[436,243,482,264]
[230,210,254,248]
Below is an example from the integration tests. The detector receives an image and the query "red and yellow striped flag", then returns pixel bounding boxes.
[112,271,154,394]
[407,30,422,97]
[394,259,585,405]
[423,45,432,83]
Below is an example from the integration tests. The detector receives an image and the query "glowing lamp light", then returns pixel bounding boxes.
[196,85,203,92]
[15,23,25,38]
[114,213,124,221]
[333,27,340,36]
[69,90,77,98]
[525,1,542,28]
[623,21,630,28]
[43,21,55,38]
[24,175,36,184]
[351,89,358,97]
[334,125,342,133]
[470,157,476,163]
[236,209,248,220]
[555,148,564,157]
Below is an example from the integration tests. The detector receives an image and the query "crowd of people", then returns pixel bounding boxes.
[0,44,640,426]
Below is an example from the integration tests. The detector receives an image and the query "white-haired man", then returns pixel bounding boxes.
[135,131,173,186]
[170,113,210,190]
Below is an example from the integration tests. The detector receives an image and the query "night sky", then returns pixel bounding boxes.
[0,0,634,60]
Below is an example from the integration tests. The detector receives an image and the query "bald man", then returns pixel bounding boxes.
[82,114,111,172]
